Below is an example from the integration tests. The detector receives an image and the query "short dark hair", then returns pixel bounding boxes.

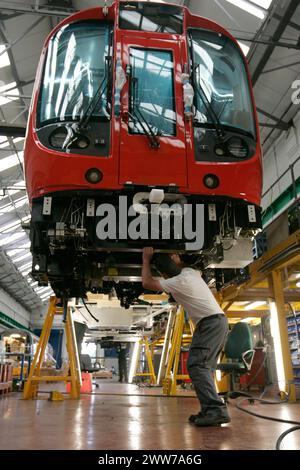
[154,253,182,278]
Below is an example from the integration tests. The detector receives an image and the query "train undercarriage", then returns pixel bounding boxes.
[28,188,261,307]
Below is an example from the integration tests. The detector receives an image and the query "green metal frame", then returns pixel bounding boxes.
[0,311,31,331]
[262,176,300,226]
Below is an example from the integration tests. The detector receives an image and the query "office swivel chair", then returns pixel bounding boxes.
[216,322,255,397]
[80,354,100,388]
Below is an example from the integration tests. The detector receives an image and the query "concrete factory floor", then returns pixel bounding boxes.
[0,381,300,450]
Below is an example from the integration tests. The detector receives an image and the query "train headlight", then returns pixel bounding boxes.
[215,146,225,156]
[77,137,89,149]
[227,137,248,159]
[203,174,219,189]
[49,128,67,148]
[85,168,103,184]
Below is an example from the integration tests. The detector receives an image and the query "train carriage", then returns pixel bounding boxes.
[24,1,262,304]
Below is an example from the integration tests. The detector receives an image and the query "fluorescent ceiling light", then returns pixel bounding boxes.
[0,81,20,106]
[269,301,286,392]
[224,0,265,19]
[238,41,250,56]
[250,0,273,9]
[244,301,266,310]
[14,196,28,209]
[18,261,32,271]
[12,252,31,263]
[0,137,9,149]
[6,248,24,257]
[0,196,28,214]
[35,286,51,294]
[0,45,10,68]
[40,290,52,297]
[0,219,21,233]
[22,270,31,277]
[0,231,25,247]
[29,281,38,287]
[40,292,53,300]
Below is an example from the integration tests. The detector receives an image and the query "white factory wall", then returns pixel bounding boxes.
[262,109,300,216]
[30,304,64,329]
[0,286,31,328]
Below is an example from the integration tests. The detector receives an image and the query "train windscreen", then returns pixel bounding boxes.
[38,21,111,127]
[129,48,176,137]
[189,28,256,139]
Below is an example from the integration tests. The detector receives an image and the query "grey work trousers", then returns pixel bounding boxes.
[187,314,229,415]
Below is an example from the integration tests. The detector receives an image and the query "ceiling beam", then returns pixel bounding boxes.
[0,24,30,126]
[261,60,300,74]
[0,1,75,17]
[0,125,26,137]
[236,37,300,50]
[257,107,291,127]
[259,122,292,130]
[262,101,294,146]
[0,16,45,58]
[0,12,23,21]
[273,12,300,33]
[251,0,300,86]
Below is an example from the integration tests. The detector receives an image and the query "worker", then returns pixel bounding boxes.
[142,247,230,426]
[117,343,128,383]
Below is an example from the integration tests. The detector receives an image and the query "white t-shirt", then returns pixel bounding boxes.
[160,268,224,325]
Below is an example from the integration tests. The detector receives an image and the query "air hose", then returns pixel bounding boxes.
[230,389,300,449]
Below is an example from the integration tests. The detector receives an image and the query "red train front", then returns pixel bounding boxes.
[24,1,262,303]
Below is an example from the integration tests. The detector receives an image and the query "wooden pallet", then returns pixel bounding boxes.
[0,364,13,396]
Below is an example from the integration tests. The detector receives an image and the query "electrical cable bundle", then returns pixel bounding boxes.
[229,389,300,449]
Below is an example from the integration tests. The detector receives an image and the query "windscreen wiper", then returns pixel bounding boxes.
[62,56,112,149]
[188,34,226,139]
[193,68,226,139]
[129,108,160,149]
[78,60,111,130]
[130,74,160,149]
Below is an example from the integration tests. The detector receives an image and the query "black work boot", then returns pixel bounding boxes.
[194,409,231,427]
[188,411,205,423]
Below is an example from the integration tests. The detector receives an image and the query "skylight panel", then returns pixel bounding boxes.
[0,219,21,233]
[12,252,32,263]
[224,0,265,19]
[250,0,273,9]
[0,137,9,149]
[18,261,32,271]
[238,41,250,56]
[40,291,53,300]
[0,45,10,68]
[0,231,25,247]
[0,151,24,172]
[1,195,28,214]
[0,81,20,105]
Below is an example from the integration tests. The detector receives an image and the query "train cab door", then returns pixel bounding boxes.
[118,35,187,187]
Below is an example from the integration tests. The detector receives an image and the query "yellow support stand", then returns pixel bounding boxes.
[133,336,156,385]
[163,306,193,396]
[23,296,81,400]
